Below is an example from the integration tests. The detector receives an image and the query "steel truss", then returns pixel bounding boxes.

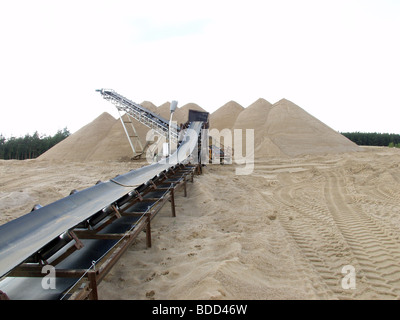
[97,89,180,143]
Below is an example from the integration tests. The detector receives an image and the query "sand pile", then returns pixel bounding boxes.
[233,98,286,158]
[38,112,116,161]
[155,102,171,119]
[39,97,359,161]
[38,112,140,162]
[38,111,157,162]
[265,99,359,156]
[232,98,359,158]
[39,101,207,162]
[88,114,141,161]
[209,101,244,131]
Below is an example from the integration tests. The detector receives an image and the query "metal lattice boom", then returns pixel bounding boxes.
[96,89,179,142]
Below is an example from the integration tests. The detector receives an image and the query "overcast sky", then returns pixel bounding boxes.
[0,0,399,137]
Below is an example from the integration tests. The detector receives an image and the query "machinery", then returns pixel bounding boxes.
[96,89,181,159]
[0,90,209,300]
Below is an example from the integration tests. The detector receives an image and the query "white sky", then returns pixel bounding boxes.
[0,0,399,137]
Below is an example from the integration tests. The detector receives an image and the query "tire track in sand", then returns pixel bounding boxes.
[270,180,358,299]
[324,170,400,299]
[267,168,400,299]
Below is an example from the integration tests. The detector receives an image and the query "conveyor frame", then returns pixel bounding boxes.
[0,119,205,299]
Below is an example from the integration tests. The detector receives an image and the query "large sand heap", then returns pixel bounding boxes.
[232,98,359,158]
[39,112,153,162]
[209,101,244,132]
[39,97,359,161]
[155,102,171,119]
[265,98,359,156]
[39,101,207,162]
[232,98,285,158]
[38,112,116,161]
[88,114,140,161]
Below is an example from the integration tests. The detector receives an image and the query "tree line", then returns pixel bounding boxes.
[341,132,400,148]
[0,128,70,160]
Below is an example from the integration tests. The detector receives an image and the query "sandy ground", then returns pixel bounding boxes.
[2,147,400,299]
[0,159,147,224]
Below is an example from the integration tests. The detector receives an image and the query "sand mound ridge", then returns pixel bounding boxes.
[232,98,286,158]
[265,99,359,156]
[39,98,359,161]
[38,112,116,161]
[209,101,244,132]
[155,102,171,119]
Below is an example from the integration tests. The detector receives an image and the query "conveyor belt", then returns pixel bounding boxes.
[0,121,204,299]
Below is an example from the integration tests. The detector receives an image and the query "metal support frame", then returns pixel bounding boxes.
[98,89,180,142]
[3,164,198,300]
[0,92,207,299]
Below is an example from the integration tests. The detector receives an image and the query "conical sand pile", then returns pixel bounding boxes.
[89,114,143,161]
[209,101,244,132]
[39,97,359,161]
[38,113,152,161]
[39,101,169,161]
[265,99,359,156]
[38,112,116,161]
[231,98,359,158]
[233,98,286,158]
[155,102,171,119]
